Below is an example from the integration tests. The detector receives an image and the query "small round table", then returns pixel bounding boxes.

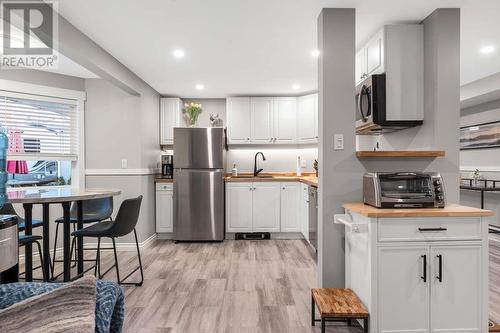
[8,188,121,282]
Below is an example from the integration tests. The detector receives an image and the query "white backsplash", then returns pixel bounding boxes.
[226,147,318,173]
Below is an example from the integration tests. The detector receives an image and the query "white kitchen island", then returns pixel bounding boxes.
[338,203,494,333]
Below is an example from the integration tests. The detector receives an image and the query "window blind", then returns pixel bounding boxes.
[0,92,79,161]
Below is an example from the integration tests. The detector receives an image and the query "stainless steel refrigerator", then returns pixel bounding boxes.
[173,127,225,241]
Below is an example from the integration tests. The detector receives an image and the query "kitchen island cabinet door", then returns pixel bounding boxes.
[378,246,430,333]
[226,183,253,232]
[280,182,300,232]
[430,245,483,333]
[252,182,280,232]
[156,184,173,232]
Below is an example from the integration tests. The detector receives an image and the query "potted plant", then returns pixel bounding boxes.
[183,102,202,127]
[472,168,482,186]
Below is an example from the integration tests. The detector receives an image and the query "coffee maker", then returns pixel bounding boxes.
[161,154,173,179]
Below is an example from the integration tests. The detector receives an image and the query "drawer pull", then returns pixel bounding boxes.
[421,254,427,283]
[436,254,443,282]
[418,227,447,232]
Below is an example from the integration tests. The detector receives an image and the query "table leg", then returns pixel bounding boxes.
[62,202,71,282]
[22,203,33,282]
[42,203,50,281]
[76,200,84,275]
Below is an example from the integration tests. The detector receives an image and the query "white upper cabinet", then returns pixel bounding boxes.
[251,97,274,143]
[355,49,367,86]
[227,97,251,144]
[297,94,318,144]
[365,28,385,75]
[160,98,183,145]
[226,95,316,145]
[356,28,385,85]
[273,97,297,144]
[355,24,424,121]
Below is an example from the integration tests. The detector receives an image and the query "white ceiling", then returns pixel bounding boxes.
[55,0,500,97]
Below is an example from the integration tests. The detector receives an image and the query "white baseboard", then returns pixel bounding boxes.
[19,233,158,262]
[84,233,157,251]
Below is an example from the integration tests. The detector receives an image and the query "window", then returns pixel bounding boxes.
[0,91,80,187]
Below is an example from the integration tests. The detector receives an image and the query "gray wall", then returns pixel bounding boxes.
[318,8,364,288]
[180,98,227,128]
[84,78,159,243]
[460,100,500,227]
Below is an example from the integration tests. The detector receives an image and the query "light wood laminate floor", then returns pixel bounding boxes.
[99,239,363,333]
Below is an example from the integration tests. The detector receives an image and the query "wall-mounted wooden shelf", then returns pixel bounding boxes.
[356,150,446,158]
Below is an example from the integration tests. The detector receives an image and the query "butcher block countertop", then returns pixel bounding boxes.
[225,172,318,187]
[343,202,494,218]
[155,177,173,183]
[155,173,318,187]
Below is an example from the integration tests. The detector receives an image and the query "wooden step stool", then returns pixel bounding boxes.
[311,288,369,333]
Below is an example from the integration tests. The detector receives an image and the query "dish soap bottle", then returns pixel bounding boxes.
[232,164,238,177]
[296,156,302,177]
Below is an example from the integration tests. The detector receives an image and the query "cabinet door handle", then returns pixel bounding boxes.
[436,254,443,282]
[421,255,427,282]
[418,227,447,232]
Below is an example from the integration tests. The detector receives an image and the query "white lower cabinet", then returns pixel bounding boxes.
[300,183,309,241]
[280,183,301,232]
[252,183,281,232]
[430,245,483,333]
[378,246,430,333]
[226,182,253,232]
[344,212,487,333]
[226,181,309,236]
[155,183,173,232]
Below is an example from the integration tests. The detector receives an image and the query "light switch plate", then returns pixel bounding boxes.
[334,134,344,150]
[121,159,128,169]
[301,159,307,168]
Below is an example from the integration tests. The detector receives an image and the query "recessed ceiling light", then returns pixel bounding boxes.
[172,49,185,58]
[195,84,205,90]
[479,45,495,55]
[292,84,301,90]
[311,49,320,57]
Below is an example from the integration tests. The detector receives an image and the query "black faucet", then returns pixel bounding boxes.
[254,152,266,176]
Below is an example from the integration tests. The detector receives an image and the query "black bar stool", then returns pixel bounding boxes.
[51,197,113,280]
[70,196,143,286]
[19,234,46,281]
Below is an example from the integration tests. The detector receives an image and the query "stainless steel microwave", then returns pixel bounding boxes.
[355,74,423,134]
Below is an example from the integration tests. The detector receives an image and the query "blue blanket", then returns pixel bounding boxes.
[0,279,125,333]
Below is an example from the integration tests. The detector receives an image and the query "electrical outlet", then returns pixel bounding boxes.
[334,134,344,150]
[301,159,307,168]
[121,159,128,169]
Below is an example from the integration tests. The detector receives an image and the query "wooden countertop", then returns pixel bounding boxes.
[343,202,494,218]
[155,177,173,183]
[155,172,318,187]
[225,172,318,187]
